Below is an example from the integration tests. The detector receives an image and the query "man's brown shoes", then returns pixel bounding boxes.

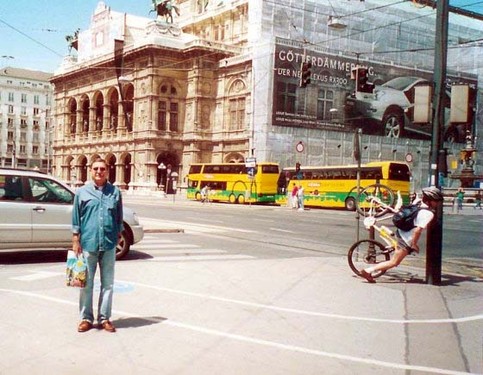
[100,320,116,333]
[360,270,376,283]
[78,320,93,332]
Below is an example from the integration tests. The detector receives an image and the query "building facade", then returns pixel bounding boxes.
[0,68,53,171]
[50,0,482,192]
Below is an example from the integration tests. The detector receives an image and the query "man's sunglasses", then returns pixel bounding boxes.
[93,167,106,172]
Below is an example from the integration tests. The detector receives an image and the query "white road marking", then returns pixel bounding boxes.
[0,287,477,375]
[139,217,254,234]
[147,254,254,262]
[126,281,483,324]
[10,271,61,281]
[143,249,227,255]
[134,243,200,250]
[269,228,295,233]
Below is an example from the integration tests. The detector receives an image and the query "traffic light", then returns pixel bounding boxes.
[351,67,374,93]
[300,62,312,88]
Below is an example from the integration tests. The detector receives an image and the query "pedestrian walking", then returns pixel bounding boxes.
[360,187,443,283]
[474,190,482,210]
[455,188,465,213]
[200,184,210,203]
[297,184,304,211]
[291,183,299,209]
[72,158,123,333]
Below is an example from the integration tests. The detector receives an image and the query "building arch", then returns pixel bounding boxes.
[120,152,132,188]
[105,153,117,184]
[156,151,179,193]
[121,83,134,132]
[224,152,245,163]
[79,94,90,133]
[106,86,119,130]
[93,90,104,131]
[67,97,77,135]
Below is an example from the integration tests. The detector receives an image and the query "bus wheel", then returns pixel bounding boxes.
[229,194,237,204]
[238,194,245,204]
[345,197,356,211]
[195,192,202,201]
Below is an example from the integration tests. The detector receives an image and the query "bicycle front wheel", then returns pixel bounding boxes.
[348,239,390,278]
[356,184,395,218]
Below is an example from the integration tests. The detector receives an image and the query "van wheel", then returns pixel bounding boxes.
[195,192,201,201]
[238,194,246,204]
[229,194,237,204]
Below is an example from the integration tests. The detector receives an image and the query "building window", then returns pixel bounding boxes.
[7,131,13,141]
[317,89,334,121]
[34,95,40,105]
[21,107,27,116]
[33,107,40,116]
[7,118,14,127]
[229,98,245,130]
[158,101,167,131]
[8,105,14,114]
[169,102,178,132]
[158,84,179,132]
[33,146,39,155]
[8,92,14,102]
[20,119,27,127]
[21,93,27,103]
[276,82,297,114]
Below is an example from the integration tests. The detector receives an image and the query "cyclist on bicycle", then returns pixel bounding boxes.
[360,186,444,283]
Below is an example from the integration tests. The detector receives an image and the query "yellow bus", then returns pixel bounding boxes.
[275,161,411,210]
[186,162,280,204]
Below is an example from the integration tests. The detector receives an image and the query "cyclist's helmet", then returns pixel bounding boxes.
[422,187,444,202]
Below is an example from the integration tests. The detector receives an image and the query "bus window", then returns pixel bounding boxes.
[388,163,410,181]
[261,164,279,174]
[189,165,202,174]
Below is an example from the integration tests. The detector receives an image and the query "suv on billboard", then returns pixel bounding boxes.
[0,168,144,259]
[345,76,466,142]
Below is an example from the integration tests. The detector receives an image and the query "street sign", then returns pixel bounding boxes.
[247,167,256,177]
[245,157,256,168]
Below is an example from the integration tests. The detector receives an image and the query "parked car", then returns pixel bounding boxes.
[345,76,465,142]
[0,168,143,260]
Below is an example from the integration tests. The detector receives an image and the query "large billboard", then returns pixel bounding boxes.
[272,44,477,143]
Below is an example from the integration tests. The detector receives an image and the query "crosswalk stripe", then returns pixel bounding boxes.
[139,217,254,234]
[11,271,61,281]
[147,254,254,262]
[133,243,199,250]
[140,249,227,255]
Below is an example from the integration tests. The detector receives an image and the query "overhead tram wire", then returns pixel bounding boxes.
[0,17,63,58]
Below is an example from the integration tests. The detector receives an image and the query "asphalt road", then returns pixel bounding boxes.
[0,195,481,375]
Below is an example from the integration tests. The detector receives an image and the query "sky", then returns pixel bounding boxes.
[0,0,482,74]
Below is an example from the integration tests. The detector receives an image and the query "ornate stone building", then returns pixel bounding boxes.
[51,1,250,190]
[51,1,482,191]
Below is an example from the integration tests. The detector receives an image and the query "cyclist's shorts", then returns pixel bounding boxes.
[395,230,417,255]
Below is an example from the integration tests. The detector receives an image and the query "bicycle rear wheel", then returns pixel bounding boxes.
[348,239,390,278]
[356,184,395,218]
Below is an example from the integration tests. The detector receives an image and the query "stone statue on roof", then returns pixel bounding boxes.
[151,0,180,24]
[65,28,80,54]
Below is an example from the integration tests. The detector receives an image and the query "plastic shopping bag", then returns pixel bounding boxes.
[66,250,87,288]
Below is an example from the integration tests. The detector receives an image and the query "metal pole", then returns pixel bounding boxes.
[426,0,449,285]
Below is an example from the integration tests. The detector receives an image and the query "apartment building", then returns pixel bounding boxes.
[0,67,53,171]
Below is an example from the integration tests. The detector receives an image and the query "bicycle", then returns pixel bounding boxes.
[348,184,406,279]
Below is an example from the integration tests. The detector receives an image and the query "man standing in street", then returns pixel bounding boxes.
[72,158,123,333]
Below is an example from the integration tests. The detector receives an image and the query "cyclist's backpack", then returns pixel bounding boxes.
[392,203,421,231]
